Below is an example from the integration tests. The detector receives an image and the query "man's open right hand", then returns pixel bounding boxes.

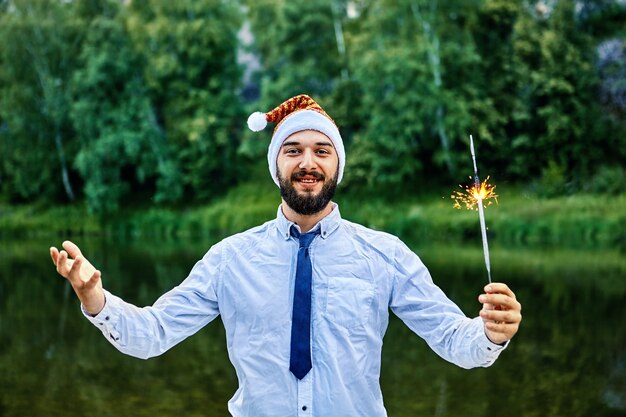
[50,240,105,316]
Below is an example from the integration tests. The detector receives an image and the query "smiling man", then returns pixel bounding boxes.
[51,94,522,417]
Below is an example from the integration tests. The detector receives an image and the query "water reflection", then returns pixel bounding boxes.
[0,237,624,416]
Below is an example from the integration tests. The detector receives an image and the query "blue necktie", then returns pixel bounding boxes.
[290,227,319,380]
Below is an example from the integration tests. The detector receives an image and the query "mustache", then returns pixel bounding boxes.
[291,170,325,181]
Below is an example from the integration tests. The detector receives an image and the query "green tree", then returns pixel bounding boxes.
[70,3,182,213]
[245,0,346,99]
[508,0,618,189]
[577,0,626,39]
[125,0,245,202]
[346,0,486,190]
[469,0,626,192]
[470,0,523,175]
[0,0,84,202]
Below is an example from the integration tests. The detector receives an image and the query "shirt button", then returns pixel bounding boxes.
[105,316,110,321]
[302,405,307,411]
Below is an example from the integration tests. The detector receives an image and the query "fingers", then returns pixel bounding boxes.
[62,240,82,259]
[50,247,58,264]
[483,316,520,344]
[485,283,516,299]
[51,246,79,280]
[479,283,522,344]
[68,255,95,285]
[85,269,102,289]
[61,252,101,289]
[54,249,70,277]
[484,320,518,336]
[480,307,522,324]
[479,293,520,311]
[52,241,90,269]
[51,246,63,276]
[479,282,521,312]
[69,255,83,280]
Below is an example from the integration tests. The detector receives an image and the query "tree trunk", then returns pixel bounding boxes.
[54,130,75,201]
[26,15,76,201]
[411,0,455,175]
[331,1,349,81]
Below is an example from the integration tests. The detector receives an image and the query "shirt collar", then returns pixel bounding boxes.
[276,202,342,241]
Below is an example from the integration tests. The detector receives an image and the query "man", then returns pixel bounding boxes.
[51,94,522,416]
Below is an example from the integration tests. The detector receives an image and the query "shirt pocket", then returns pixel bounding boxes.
[323,273,375,329]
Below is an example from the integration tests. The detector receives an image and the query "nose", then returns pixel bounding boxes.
[299,148,317,170]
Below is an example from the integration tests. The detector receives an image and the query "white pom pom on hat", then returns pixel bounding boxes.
[247,111,268,132]
[247,94,345,187]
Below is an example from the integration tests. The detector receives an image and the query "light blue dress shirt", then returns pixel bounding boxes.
[85,204,506,416]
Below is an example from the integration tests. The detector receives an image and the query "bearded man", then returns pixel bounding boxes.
[51,94,522,417]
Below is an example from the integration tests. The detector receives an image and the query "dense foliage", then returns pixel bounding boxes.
[0,0,624,212]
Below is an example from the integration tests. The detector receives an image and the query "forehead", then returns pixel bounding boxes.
[282,129,334,147]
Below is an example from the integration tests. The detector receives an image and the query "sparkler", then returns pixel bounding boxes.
[451,135,498,284]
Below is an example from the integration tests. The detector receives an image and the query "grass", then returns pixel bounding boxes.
[0,203,102,237]
[338,187,626,249]
[1,182,624,249]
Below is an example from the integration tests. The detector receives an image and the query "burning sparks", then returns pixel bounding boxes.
[451,176,498,210]
[452,134,497,283]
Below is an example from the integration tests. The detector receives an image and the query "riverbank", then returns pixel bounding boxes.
[1,182,624,249]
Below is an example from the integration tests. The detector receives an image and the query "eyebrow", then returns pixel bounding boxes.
[281,140,334,148]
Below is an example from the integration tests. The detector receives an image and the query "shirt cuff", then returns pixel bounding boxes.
[469,317,509,358]
[480,332,509,352]
[81,290,122,341]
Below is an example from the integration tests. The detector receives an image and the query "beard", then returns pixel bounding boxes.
[278,168,338,216]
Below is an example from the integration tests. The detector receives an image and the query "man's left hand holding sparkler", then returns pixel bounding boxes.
[478,283,522,345]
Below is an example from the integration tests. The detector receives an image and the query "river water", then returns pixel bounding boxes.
[1,236,624,416]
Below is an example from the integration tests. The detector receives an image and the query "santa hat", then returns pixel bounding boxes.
[247,94,345,187]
